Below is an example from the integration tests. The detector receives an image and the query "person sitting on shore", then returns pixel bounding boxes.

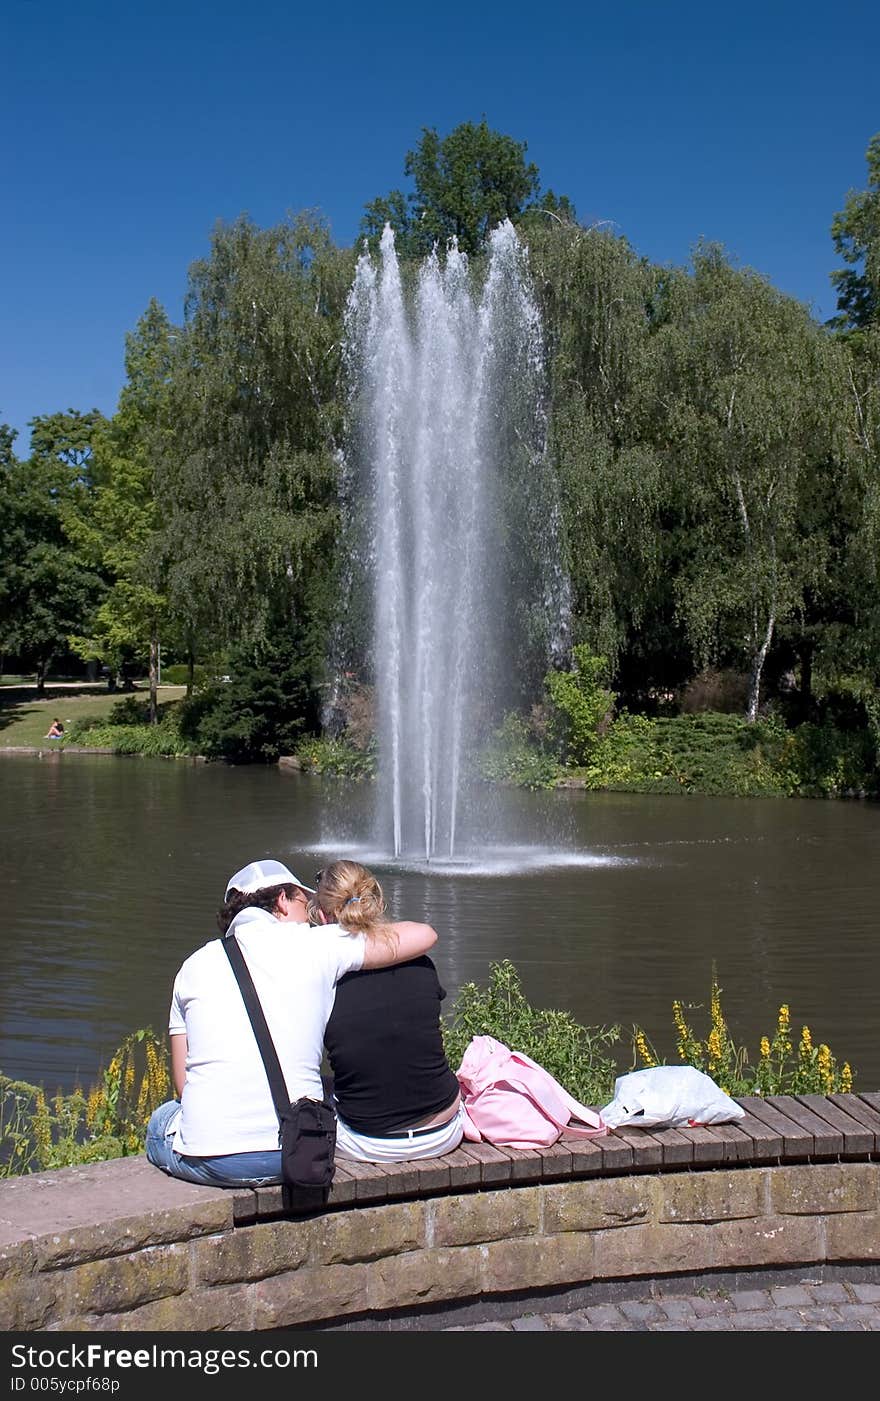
[45,719,64,739]
[310,860,464,1163]
[145,857,439,1188]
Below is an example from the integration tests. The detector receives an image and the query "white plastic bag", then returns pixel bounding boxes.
[600,1064,745,1129]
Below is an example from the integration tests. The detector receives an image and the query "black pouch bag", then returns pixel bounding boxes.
[223,935,336,1207]
[279,1095,337,1188]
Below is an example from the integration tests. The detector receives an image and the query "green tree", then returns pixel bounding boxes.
[830,133,880,333]
[64,302,176,722]
[361,120,573,257]
[0,420,20,676]
[527,223,673,695]
[0,420,16,471]
[650,248,843,721]
[155,213,353,696]
[180,632,315,763]
[0,413,105,691]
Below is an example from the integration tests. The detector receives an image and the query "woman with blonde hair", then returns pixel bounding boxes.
[310,860,464,1163]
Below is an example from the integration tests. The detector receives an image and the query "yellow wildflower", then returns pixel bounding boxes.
[33,1090,52,1163]
[710,979,722,1030]
[799,1026,813,1056]
[672,1001,690,1060]
[841,1063,853,1093]
[707,1026,723,1070]
[635,1030,656,1067]
[86,1087,102,1129]
[136,1076,150,1122]
[817,1043,834,1093]
[777,1004,790,1031]
[146,1039,170,1103]
[759,1037,771,1060]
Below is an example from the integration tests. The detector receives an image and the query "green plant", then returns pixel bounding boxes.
[565,708,878,799]
[442,959,620,1106]
[294,735,376,779]
[178,637,314,763]
[632,969,854,1097]
[478,712,559,789]
[0,1029,172,1177]
[158,663,209,687]
[62,694,198,756]
[544,646,616,765]
[63,717,197,756]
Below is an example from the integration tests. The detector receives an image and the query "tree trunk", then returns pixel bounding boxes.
[148,633,159,725]
[186,647,195,699]
[35,658,47,697]
[747,611,776,723]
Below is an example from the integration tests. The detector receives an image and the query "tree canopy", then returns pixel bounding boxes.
[2,123,879,771]
[361,119,575,256]
[830,132,880,332]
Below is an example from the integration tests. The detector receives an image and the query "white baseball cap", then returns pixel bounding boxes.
[224,859,315,901]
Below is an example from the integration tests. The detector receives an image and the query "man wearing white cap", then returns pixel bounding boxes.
[145,857,437,1186]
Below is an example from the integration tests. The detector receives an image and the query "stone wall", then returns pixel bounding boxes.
[2,1156,879,1332]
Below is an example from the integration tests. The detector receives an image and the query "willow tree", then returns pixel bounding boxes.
[527,222,671,696]
[156,214,356,682]
[650,247,843,721]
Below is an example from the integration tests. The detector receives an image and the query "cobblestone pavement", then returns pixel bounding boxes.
[444,1280,880,1331]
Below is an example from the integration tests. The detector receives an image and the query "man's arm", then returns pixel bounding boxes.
[170,1032,188,1098]
[361,920,437,969]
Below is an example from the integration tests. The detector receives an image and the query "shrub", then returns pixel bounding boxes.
[478,712,559,789]
[179,637,315,763]
[159,663,210,688]
[790,720,876,796]
[572,709,878,799]
[442,959,621,1106]
[295,736,376,779]
[64,700,197,757]
[631,970,854,1097]
[1,1030,171,1177]
[544,647,616,765]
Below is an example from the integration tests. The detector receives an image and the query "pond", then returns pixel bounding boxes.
[1,753,877,1093]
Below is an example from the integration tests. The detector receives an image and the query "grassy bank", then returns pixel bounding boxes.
[4,684,877,800]
[0,685,187,749]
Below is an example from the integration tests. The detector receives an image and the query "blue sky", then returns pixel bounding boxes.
[2,0,879,449]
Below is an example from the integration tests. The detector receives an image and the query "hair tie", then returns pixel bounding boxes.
[344,896,361,906]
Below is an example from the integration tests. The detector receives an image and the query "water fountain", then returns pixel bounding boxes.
[333,220,572,867]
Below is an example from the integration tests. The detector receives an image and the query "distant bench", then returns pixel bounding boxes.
[2,1092,879,1332]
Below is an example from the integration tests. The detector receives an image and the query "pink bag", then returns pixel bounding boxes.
[456,1035,607,1149]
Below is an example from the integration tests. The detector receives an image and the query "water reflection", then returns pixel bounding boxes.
[1,756,877,1092]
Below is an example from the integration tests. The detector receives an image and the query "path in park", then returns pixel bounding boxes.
[444,1279,880,1331]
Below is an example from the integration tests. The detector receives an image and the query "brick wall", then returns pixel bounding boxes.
[2,1156,879,1331]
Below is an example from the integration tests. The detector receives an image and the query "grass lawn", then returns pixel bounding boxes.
[0,685,187,748]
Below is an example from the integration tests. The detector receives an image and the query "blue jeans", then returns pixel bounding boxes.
[145,1100,282,1187]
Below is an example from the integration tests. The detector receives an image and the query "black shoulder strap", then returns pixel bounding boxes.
[222,934,290,1122]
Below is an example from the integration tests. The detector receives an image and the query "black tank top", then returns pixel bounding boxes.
[323,956,460,1136]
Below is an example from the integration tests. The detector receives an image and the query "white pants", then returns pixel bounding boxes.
[334,1103,465,1163]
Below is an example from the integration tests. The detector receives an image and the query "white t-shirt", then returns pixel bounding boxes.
[168,906,365,1155]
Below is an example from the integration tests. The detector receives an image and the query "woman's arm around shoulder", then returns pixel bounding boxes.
[362,919,437,969]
